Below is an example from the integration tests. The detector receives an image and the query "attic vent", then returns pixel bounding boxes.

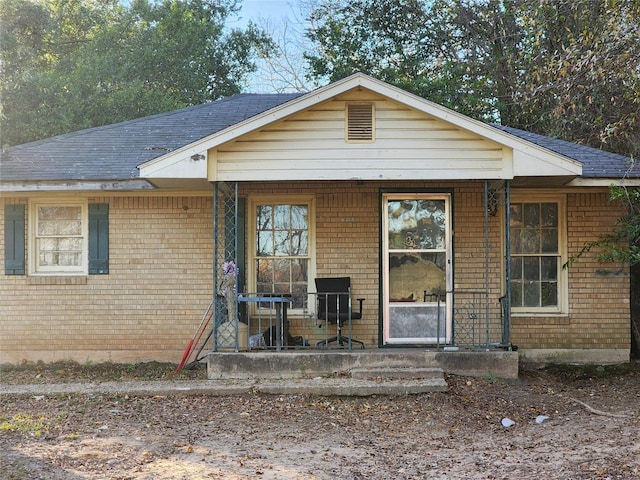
[346,103,374,142]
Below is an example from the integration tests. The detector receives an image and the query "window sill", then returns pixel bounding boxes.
[29,276,88,285]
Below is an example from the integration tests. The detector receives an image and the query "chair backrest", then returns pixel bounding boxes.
[315,277,352,322]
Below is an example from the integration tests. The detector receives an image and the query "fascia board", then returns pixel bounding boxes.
[0,179,155,193]
[566,177,640,187]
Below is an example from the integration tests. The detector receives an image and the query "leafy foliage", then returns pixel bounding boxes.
[0,0,274,146]
[305,0,640,265]
[304,0,499,121]
[305,0,640,158]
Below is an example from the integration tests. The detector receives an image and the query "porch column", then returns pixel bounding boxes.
[212,181,240,351]
[503,180,511,344]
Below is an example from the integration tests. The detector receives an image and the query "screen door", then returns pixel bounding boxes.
[382,193,452,344]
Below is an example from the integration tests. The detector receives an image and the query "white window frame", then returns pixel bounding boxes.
[29,199,88,276]
[248,195,316,315]
[508,192,568,316]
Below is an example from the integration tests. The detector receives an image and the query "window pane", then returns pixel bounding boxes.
[523,257,540,281]
[290,282,308,309]
[257,259,273,284]
[541,282,557,306]
[40,237,82,250]
[510,256,522,280]
[291,258,307,283]
[510,228,522,253]
[257,231,273,256]
[273,258,290,284]
[542,228,558,253]
[523,203,540,227]
[541,203,558,227]
[541,257,557,280]
[510,282,522,307]
[273,283,290,295]
[521,229,540,254]
[274,230,289,256]
[510,204,523,226]
[290,205,308,229]
[273,205,290,229]
[417,200,446,249]
[38,206,81,221]
[39,220,81,236]
[257,205,272,230]
[292,230,308,256]
[524,281,540,306]
[388,199,445,250]
[389,252,446,302]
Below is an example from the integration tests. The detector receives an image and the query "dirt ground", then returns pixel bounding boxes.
[1,361,639,480]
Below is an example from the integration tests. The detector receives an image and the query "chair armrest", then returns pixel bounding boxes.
[356,298,365,314]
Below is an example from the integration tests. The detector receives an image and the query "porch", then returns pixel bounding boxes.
[206,349,519,395]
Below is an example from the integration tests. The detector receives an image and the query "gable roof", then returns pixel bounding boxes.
[1,73,636,192]
[139,74,583,185]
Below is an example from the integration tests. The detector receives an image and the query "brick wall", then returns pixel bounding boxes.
[0,184,630,363]
[511,191,630,351]
[0,195,213,363]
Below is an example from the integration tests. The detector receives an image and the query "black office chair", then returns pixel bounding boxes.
[315,277,365,349]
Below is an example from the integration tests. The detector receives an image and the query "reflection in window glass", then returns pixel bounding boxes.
[510,202,560,308]
[388,252,446,303]
[256,203,309,308]
[36,205,83,269]
[387,197,447,307]
[387,200,445,250]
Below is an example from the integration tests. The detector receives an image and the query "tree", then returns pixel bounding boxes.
[0,0,274,146]
[304,0,640,158]
[515,0,640,158]
[246,11,312,93]
[303,0,499,118]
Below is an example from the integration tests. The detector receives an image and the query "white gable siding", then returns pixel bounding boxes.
[210,93,508,182]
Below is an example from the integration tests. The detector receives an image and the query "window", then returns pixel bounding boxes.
[251,197,314,309]
[31,202,87,274]
[17,201,110,276]
[509,195,566,313]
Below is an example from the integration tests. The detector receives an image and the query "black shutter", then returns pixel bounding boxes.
[4,204,25,275]
[88,203,109,274]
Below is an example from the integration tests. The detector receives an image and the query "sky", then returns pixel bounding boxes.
[237,0,295,26]
[235,0,310,93]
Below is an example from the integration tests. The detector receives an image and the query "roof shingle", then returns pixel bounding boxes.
[1,92,636,183]
[0,93,302,182]
[491,124,638,178]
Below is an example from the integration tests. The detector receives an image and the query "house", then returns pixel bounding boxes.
[1,73,636,366]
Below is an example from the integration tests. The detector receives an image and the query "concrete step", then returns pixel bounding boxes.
[207,350,519,381]
[257,376,449,396]
[0,377,448,397]
[350,367,444,381]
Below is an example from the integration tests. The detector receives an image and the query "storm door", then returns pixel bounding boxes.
[382,194,452,345]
